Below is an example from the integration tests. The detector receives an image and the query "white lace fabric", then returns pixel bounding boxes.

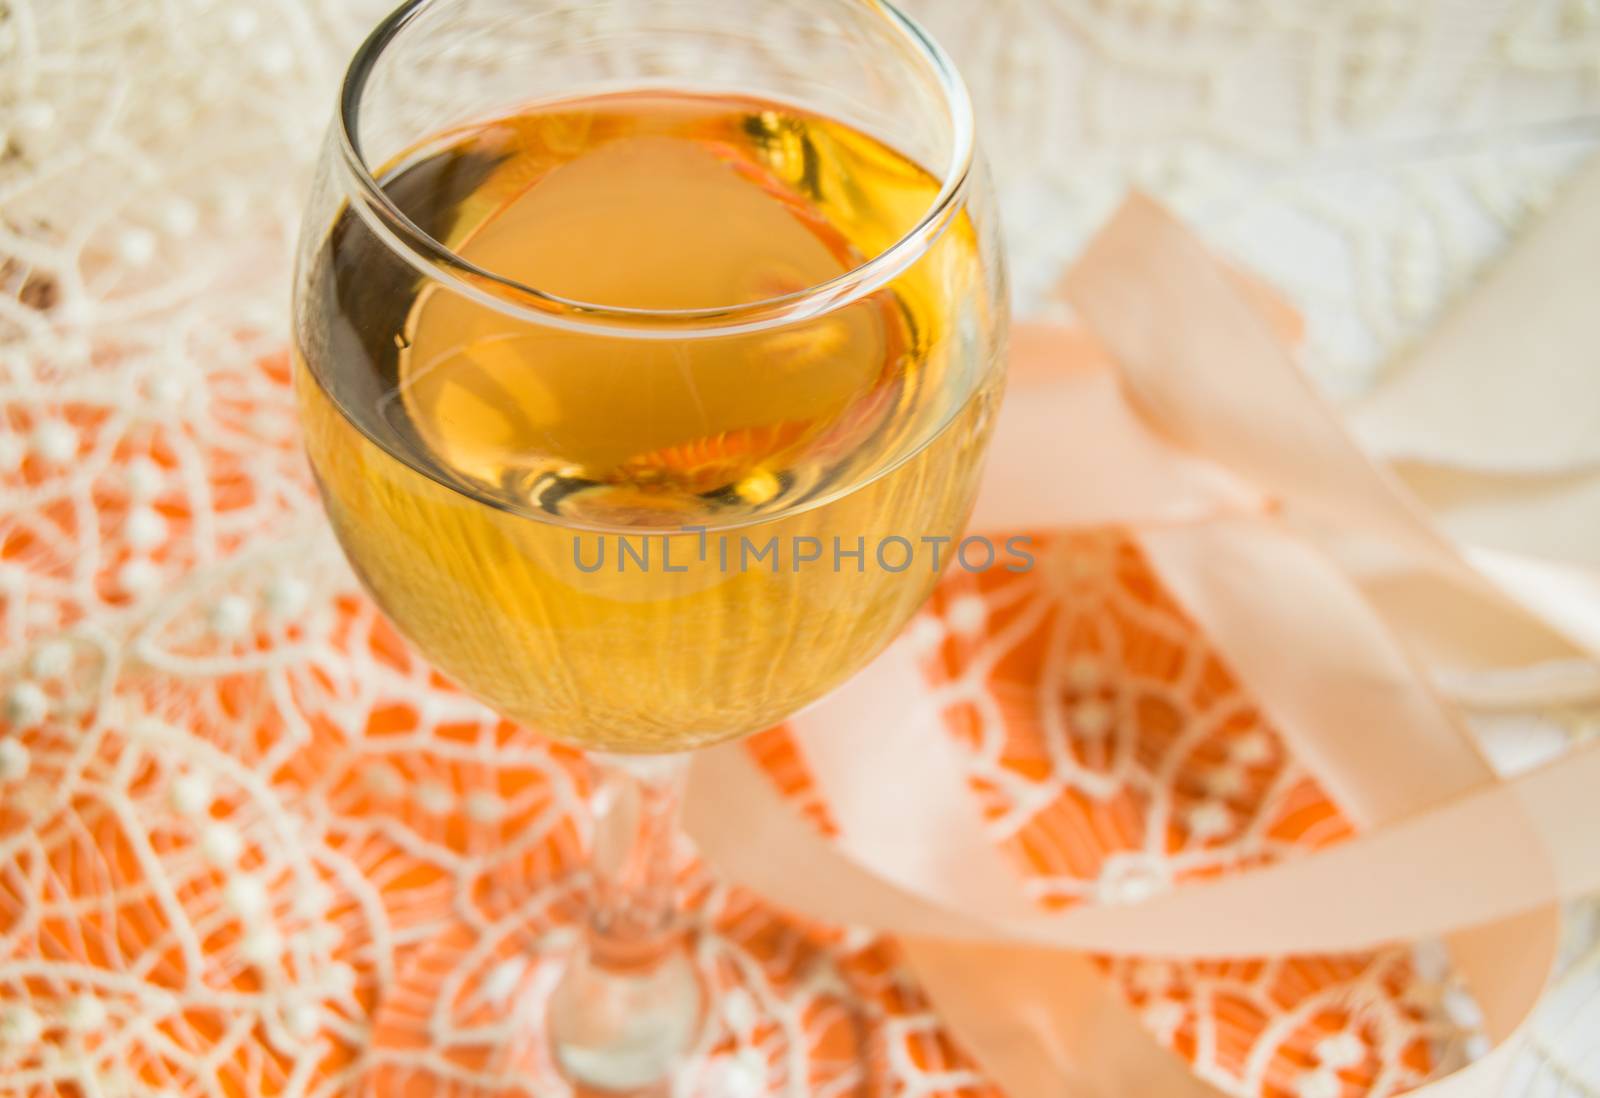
[1,1,1597,1095]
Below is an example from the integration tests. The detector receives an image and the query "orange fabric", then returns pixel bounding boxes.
[0,346,1459,1096]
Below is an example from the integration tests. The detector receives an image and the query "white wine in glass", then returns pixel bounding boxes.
[299,90,1001,751]
[293,1,1006,1091]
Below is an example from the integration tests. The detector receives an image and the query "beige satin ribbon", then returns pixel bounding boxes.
[686,182,1600,1096]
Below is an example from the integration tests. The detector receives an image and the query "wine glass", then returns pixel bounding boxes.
[291,0,1007,1092]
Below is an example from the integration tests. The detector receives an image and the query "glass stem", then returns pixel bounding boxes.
[587,752,689,955]
[549,752,704,1093]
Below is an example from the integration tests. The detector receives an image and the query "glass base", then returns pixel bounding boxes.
[362,905,881,1097]
[548,930,705,1091]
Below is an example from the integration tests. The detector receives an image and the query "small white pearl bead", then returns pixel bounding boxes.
[1098,861,1165,906]
[4,682,49,729]
[263,575,309,619]
[146,376,186,405]
[29,420,77,464]
[296,881,332,917]
[116,559,163,598]
[117,228,158,268]
[144,989,180,1016]
[1294,1070,1342,1098]
[283,1001,320,1040]
[721,987,757,1033]
[225,874,269,919]
[1230,732,1273,765]
[61,994,107,1032]
[1071,700,1113,739]
[715,1049,767,1098]
[326,964,356,994]
[27,641,72,680]
[241,927,282,967]
[0,1004,43,1046]
[207,596,253,639]
[0,434,23,473]
[1315,1031,1365,1069]
[125,456,163,500]
[463,791,505,823]
[161,198,199,238]
[415,780,453,816]
[201,822,244,864]
[359,762,402,799]
[1186,800,1232,839]
[1204,766,1246,798]
[538,925,579,952]
[167,771,213,817]
[481,958,526,1006]
[904,614,945,656]
[124,506,168,551]
[945,595,987,635]
[0,737,30,782]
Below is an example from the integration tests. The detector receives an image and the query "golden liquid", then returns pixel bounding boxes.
[296,91,1005,751]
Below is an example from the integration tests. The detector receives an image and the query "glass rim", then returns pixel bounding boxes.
[333,0,977,337]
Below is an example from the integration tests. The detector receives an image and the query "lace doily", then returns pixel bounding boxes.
[2,1,1597,1095]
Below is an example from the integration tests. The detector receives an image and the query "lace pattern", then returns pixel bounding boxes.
[2,1,1597,1095]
